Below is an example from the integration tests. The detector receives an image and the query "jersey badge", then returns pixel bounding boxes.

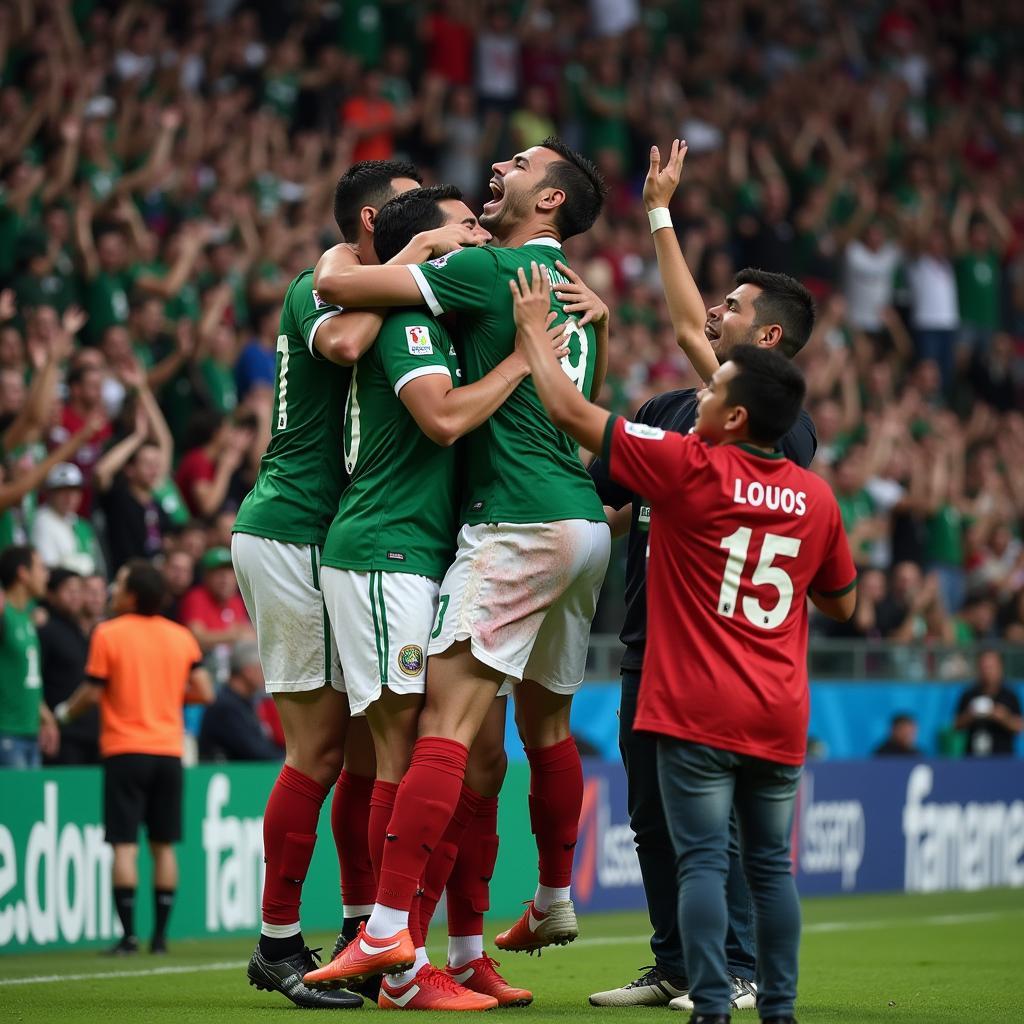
[427,249,464,269]
[398,644,424,676]
[406,325,433,355]
[625,422,666,440]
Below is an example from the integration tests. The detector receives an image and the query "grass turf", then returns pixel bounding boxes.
[2,888,1023,1023]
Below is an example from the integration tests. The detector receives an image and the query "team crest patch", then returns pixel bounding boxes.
[625,422,666,440]
[406,325,433,355]
[398,644,424,676]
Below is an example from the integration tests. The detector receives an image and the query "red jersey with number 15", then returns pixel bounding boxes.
[602,416,856,766]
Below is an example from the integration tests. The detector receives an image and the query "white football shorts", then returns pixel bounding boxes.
[230,533,343,693]
[427,519,611,694]
[320,567,437,716]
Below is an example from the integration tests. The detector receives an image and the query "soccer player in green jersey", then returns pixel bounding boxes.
[319,185,543,1010]
[306,138,612,989]
[233,160,431,1009]
[0,545,59,767]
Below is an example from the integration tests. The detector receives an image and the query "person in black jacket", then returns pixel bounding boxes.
[199,639,282,762]
[39,568,98,765]
[584,142,820,1015]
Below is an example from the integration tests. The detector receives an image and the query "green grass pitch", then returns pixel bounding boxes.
[2,888,1022,1023]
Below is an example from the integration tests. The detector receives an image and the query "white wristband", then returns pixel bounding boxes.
[54,701,70,725]
[648,207,673,233]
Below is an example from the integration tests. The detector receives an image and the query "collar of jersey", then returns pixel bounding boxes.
[521,236,562,249]
[735,442,785,460]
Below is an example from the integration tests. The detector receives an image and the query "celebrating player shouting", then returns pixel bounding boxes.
[304,138,610,990]
[511,263,856,1024]
[318,184,538,1011]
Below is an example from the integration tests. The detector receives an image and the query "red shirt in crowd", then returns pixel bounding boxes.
[602,418,856,766]
[179,583,249,635]
[175,447,216,518]
[340,96,396,163]
[50,406,112,514]
[423,12,473,85]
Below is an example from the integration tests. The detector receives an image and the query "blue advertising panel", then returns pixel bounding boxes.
[571,758,1024,913]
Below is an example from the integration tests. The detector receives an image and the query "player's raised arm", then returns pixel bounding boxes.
[645,140,719,384]
[512,263,610,455]
[313,223,483,308]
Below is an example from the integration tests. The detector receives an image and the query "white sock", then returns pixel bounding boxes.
[533,885,571,914]
[447,934,484,968]
[366,904,409,938]
[343,904,374,918]
[261,920,301,938]
[388,946,429,986]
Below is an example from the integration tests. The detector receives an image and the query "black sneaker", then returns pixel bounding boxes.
[104,936,140,956]
[150,936,169,955]
[589,965,690,1006]
[331,931,382,1001]
[247,945,364,1008]
[690,1016,731,1024]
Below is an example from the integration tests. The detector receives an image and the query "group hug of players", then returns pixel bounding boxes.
[231,137,857,1024]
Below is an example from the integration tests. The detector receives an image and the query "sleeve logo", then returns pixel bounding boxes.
[406,325,433,355]
[312,288,328,309]
[624,422,666,441]
[427,248,467,269]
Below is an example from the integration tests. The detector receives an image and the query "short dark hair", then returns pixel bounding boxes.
[537,137,607,240]
[47,567,81,592]
[123,559,166,616]
[734,268,816,359]
[0,545,34,589]
[724,343,807,446]
[333,160,422,242]
[373,184,464,263]
[891,713,916,727]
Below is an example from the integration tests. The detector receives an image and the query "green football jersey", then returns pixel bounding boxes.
[233,269,352,547]
[0,602,42,737]
[409,238,606,526]
[321,310,460,580]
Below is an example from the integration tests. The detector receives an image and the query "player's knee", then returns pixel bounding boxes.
[286,744,344,789]
[467,746,507,796]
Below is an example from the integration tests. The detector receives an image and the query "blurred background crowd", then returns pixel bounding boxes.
[1,0,1022,765]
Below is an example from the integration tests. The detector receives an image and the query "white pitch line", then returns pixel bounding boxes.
[1,910,1020,988]
[0,959,244,987]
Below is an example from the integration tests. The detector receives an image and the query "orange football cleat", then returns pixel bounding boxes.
[378,964,498,1011]
[494,899,579,953]
[304,923,414,987]
[445,954,534,1006]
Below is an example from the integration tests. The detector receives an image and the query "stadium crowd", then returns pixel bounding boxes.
[1,0,1023,766]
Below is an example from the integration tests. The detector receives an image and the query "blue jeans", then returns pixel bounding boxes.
[619,670,755,982]
[0,733,41,768]
[656,738,802,1018]
[914,328,957,394]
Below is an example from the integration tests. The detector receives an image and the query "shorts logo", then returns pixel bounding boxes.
[312,288,329,309]
[398,645,424,676]
[406,325,433,355]
[625,422,665,440]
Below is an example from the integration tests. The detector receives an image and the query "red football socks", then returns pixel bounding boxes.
[262,765,328,925]
[418,784,484,942]
[446,794,499,937]
[368,779,399,884]
[332,770,377,910]
[526,738,583,888]
[377,737,469,910]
